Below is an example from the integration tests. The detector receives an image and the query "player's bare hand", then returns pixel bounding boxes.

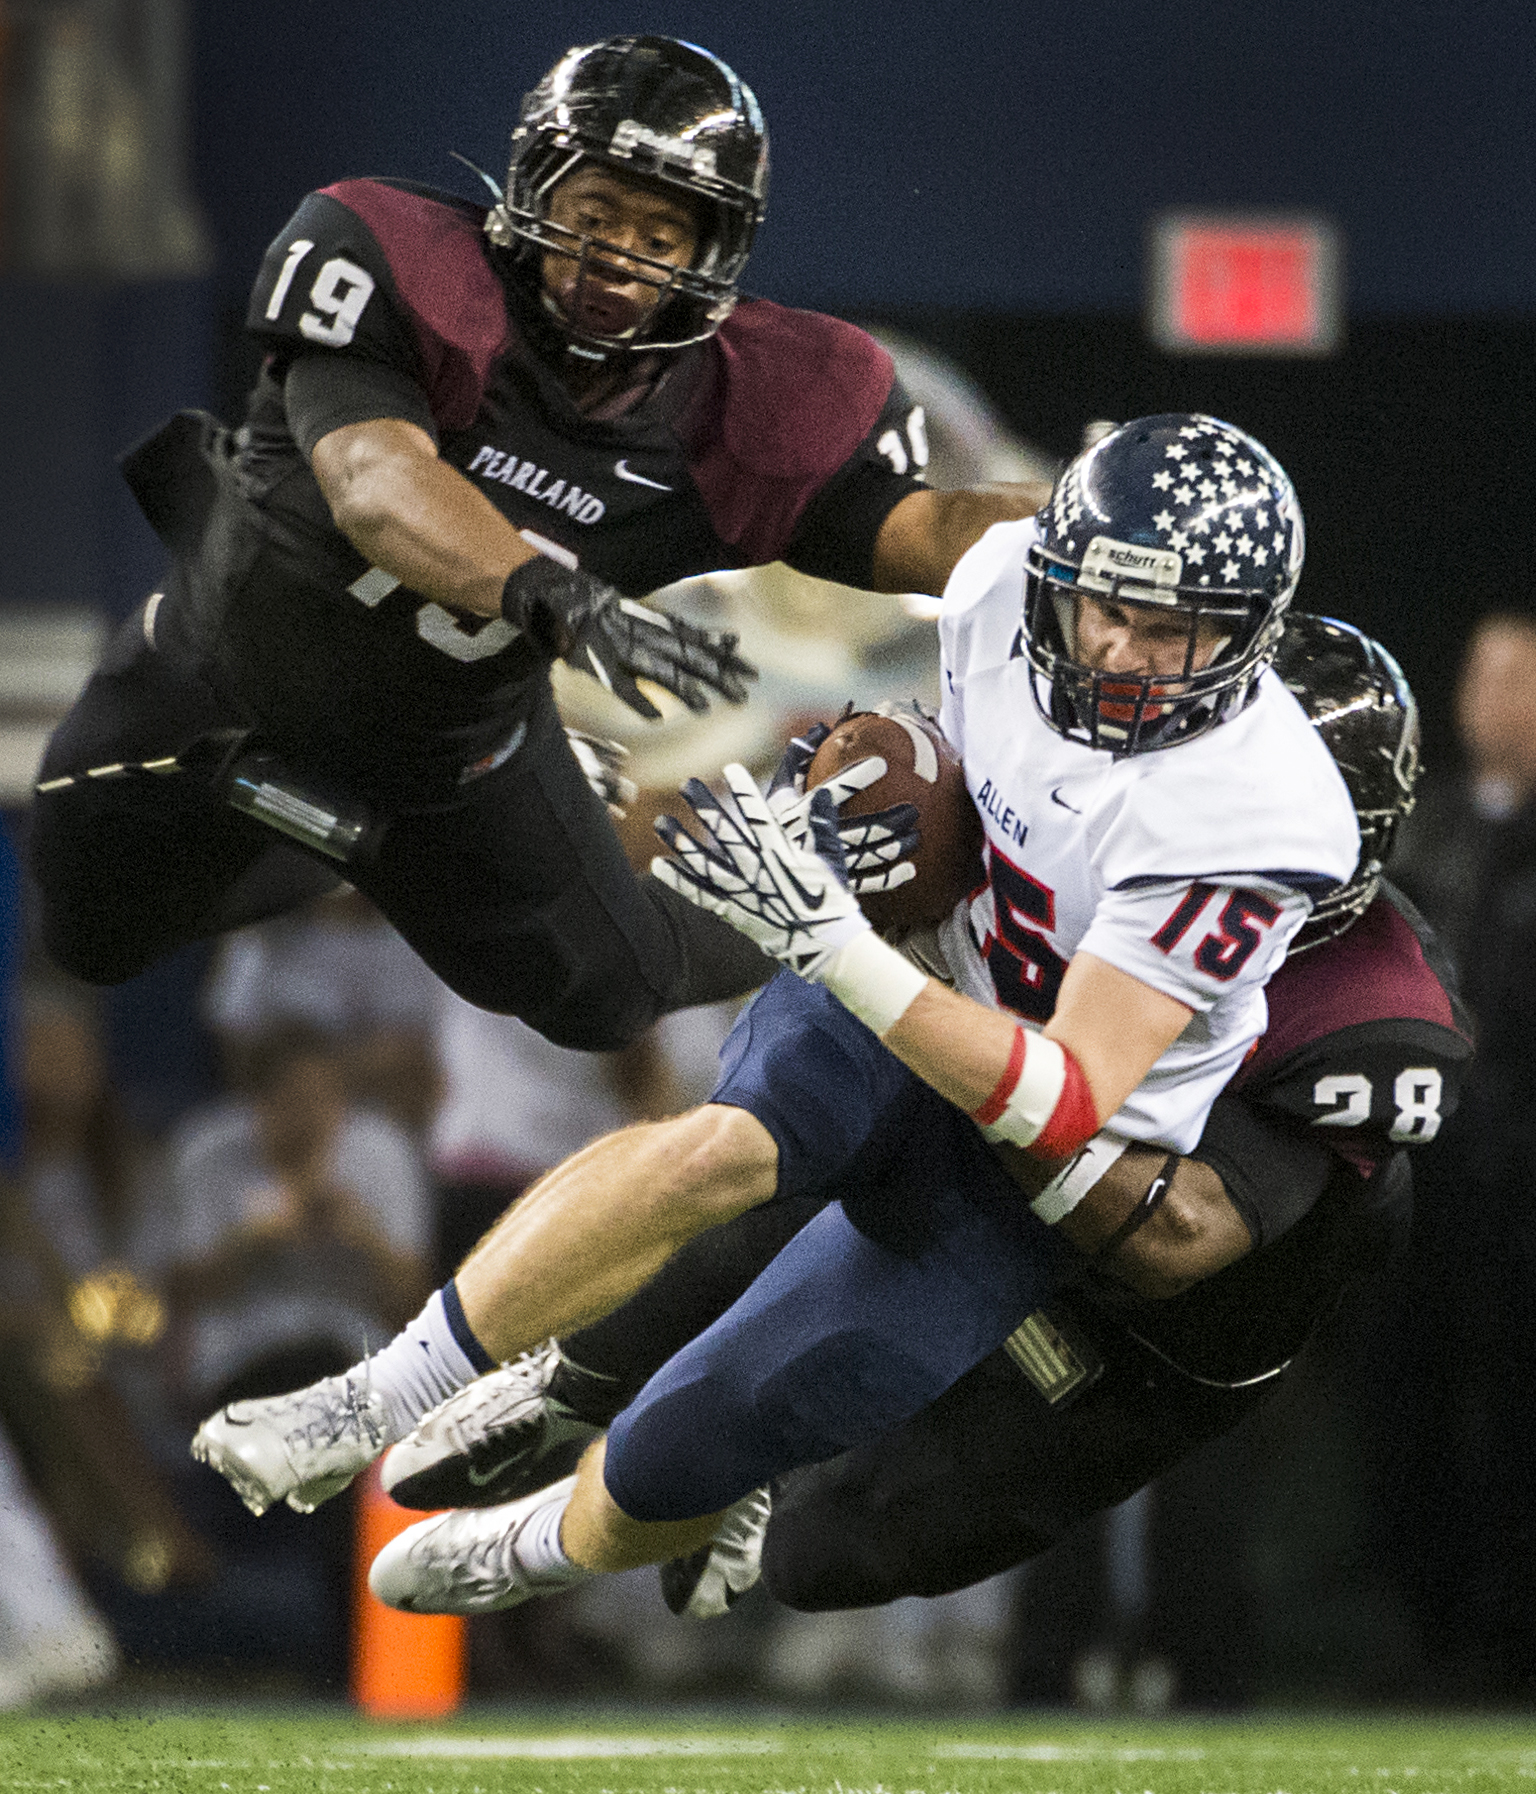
[502,557,757,719]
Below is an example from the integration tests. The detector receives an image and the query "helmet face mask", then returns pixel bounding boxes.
[1276,612,1421,948]
[491,36,769,357]
[1024,415,1304,754]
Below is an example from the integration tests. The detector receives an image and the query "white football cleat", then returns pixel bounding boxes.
[368,1474,589,1614]
[658,1485,771,1618]
[191,1371,389,1516]
[381,1342,602,1510]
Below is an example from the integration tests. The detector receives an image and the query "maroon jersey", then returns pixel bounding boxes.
[1233,881,1473,1171]
[1094,883,1472,1383]
[153,180,925,805]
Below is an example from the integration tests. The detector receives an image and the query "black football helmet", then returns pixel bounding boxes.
[487,36,769,356]
[1276,612,1421,947]
[1024,414,1305,754]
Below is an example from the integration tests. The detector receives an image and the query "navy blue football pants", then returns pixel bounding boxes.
[601,972,1069,1522]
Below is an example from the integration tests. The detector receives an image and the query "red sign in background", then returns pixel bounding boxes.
[1151,217,1339,353]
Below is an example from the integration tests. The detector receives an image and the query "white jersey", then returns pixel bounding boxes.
[936,518,1359,1154]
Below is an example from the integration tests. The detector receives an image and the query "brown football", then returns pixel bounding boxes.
[805,706,985,935]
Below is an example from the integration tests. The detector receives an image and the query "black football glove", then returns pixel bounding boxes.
[502,557,757,721]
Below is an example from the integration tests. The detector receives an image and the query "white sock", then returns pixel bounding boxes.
[351,1288,485,1442]
[520,1484,577,1576]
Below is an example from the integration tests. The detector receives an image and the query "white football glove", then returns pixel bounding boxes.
[652,764,872,980]
[764,724,919,899]
[565,728,638,819]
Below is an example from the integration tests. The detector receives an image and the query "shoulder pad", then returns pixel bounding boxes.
[703,298,895,478]
[1096,689,1360,898]
[1255,895,1470,1070]
[318,180,509,430]
[677,298,896,564]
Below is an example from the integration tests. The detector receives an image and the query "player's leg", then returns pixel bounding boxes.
[368,1155,1074,1613]
[192,973,918,1517]
[445,967,918,1363]
[348,680,768,1051]
[373,983,933,1514]
[189,1101,777,1517]
[763,1311,1262,1610]
[597,1156,1071,1528]
[383,1190,831,1509]
[31,599,340,984]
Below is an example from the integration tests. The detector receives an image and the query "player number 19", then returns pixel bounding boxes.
[264,242,377,349]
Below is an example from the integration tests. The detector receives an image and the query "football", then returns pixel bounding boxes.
[805,705,985,935]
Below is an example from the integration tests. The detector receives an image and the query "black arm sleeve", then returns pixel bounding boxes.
[782,377,925,589]
[283,353,439,460]
[1185,1092,1335,1249]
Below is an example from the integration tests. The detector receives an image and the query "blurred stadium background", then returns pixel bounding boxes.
[0,0,1533,1727]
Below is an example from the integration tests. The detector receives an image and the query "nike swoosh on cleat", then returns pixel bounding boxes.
[1050,786,1082,814]
[614,459,673,491]
[466,1450,538,1487]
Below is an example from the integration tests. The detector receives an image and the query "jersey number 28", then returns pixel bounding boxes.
[1313,1068,1444,1142]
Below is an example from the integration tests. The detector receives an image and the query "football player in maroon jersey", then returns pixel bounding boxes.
[31,36,1041,1051]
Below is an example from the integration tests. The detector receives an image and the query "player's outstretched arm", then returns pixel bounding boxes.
[309,418,756,718]
[870,482,1052,596]
[1010,1138,1253,1298]
[652,766,1191,1167]
[311,416,538,619]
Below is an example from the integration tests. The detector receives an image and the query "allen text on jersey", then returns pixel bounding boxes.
[976,778,1028,846]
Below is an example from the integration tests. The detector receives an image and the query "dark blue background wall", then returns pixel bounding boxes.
[192,0,1536,317]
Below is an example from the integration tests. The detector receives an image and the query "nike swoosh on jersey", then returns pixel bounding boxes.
[1050,787,1083,814]
[614,459,674,491]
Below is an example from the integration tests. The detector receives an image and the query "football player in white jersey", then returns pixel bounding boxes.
[192,418,1357,1607]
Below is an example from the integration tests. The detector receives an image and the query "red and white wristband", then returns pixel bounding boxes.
[970,1025,1099,1163]
[813,933,1100,1169]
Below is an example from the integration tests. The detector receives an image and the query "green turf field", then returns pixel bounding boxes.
[2,1710,1535,1794]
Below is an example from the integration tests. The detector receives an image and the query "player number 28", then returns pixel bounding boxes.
[1312,1068,1444,1141]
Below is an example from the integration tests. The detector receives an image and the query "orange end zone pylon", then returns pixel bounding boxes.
[350,1461,466,1717]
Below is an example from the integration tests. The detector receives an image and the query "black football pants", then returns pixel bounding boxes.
[550,1204,1276,1611]
[30,603,769,1050]
[761,1302,1271,1608]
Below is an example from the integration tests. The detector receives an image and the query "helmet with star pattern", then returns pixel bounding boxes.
[1023,413,1304,754]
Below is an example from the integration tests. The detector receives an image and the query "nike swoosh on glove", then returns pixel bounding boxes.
[502,557,757,721]
[765,726,919,900]
[651,764,872,980]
